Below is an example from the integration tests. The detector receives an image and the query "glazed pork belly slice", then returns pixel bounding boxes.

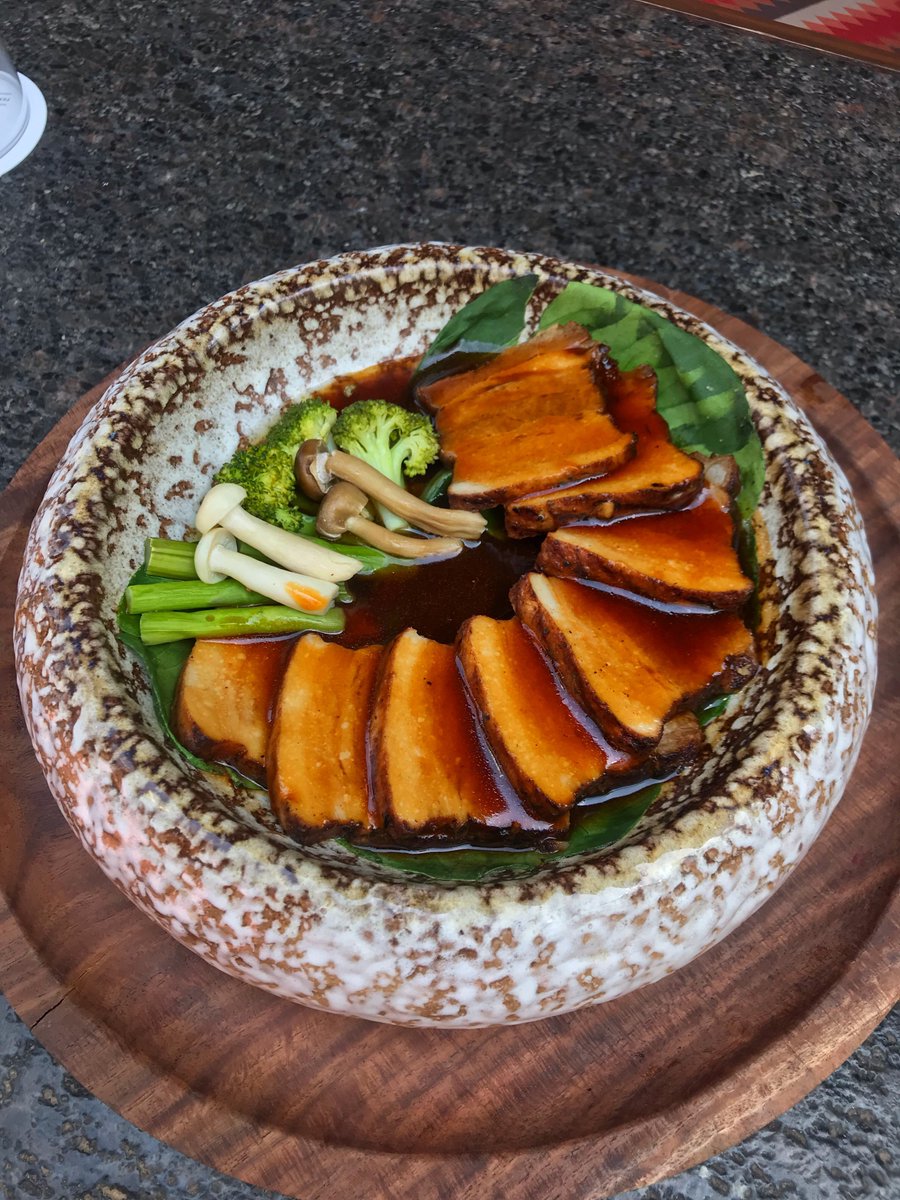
[417,322,614,415]
[457,617,704,819]
[537,496,754,610]
[457,616,610,820]
[268,636,382,842]
[511,573,757,753]
[416,322,635,510]
[504,365,704,536]
[174,639,287,785]
[368,628,562,844]
[445,412,636,510]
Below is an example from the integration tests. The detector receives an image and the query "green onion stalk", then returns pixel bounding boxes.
[125,578,268,614]
[139,605,345,646]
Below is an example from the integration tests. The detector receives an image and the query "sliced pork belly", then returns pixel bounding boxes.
[417,322,635,510]
[417,322,612,414]
[511,573,757,752]
[174,638,286,785]
[504,366,703,536]
[368,629,560,842]
[446,411,636,509]
[537,496,754,610]
[268,636,382,841]
[457,616,609,819]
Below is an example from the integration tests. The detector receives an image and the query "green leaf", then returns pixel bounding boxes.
[346,784,660,881]
[116,563,263,789]
[539,280,764,517]
[415,274,538,380]
[419,466,453,505]
[695,694,731,727]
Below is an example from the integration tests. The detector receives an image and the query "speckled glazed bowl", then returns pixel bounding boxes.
[15,244,877,1027]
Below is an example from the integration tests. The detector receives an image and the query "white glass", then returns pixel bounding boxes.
[0,39,28,159]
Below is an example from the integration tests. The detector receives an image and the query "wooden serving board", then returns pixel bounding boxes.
[1,281,897,1199]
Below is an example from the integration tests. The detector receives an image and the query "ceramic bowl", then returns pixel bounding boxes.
[14,244,877,1027]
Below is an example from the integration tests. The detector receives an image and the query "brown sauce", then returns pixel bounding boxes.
[338,535,541,647]
[314,354,422,412]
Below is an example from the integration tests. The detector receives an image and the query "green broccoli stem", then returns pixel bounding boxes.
[139,605,344,646]
[125,578,268,614]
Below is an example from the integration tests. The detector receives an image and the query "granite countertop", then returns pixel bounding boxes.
[1,1,897,1197]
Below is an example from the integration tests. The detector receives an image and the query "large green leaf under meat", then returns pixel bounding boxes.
[538,280,764,518]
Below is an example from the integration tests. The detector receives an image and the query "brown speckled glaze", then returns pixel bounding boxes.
[13,245,877,1026]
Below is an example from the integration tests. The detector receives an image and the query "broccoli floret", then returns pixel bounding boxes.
[331,399,439,530]
[214,397,336,533]
[267,397,337,454]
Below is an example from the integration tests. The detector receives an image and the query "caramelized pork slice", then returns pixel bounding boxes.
[537,497,754,610]
[504,366,704,536]
[417,323,611,414]
[417,322,635,509]
[512,573,757,752]
[174,638,287,785]
[457,616,610,819]
[438,369,605,456]
[268,636,382,841]
[446,411,636,510]
[368,629,560,843]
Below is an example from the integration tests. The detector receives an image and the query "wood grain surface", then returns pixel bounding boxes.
[0,281,897,1199]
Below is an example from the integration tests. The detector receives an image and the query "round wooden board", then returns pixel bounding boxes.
[1,279,898,1200]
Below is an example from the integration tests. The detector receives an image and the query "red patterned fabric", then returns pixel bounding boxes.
[646,0,900,63]
[803,0,900,49]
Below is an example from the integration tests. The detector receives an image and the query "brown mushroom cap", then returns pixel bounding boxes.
[316,482,370,539]
[294,439,331,501]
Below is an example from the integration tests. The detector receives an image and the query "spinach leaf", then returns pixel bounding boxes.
[415,274,538,381]
[538,280,764,518]
[347,784,660,881]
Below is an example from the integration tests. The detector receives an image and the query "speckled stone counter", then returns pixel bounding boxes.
[0,2,897,1197]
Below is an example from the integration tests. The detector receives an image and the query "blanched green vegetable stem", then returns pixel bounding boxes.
[139,605,344,646]
[126,578,268,614]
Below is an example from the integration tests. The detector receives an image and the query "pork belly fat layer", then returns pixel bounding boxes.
[268,636,382,840]
[537,497,754,610]
[173,638,286,785]
[457,616,608,819]
[511,573,757,752]
[504,365,704,536]
[367,629,508,837]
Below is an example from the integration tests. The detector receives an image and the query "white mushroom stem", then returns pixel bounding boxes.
[194,530,338,614]
[195,483,361,582]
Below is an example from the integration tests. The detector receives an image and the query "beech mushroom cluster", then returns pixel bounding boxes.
[295,439,486,557]
[191,435,484,615]
[193,483,363,614]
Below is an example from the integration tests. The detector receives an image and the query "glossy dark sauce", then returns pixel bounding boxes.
[314,354,422,413]
[337,535,541,648]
